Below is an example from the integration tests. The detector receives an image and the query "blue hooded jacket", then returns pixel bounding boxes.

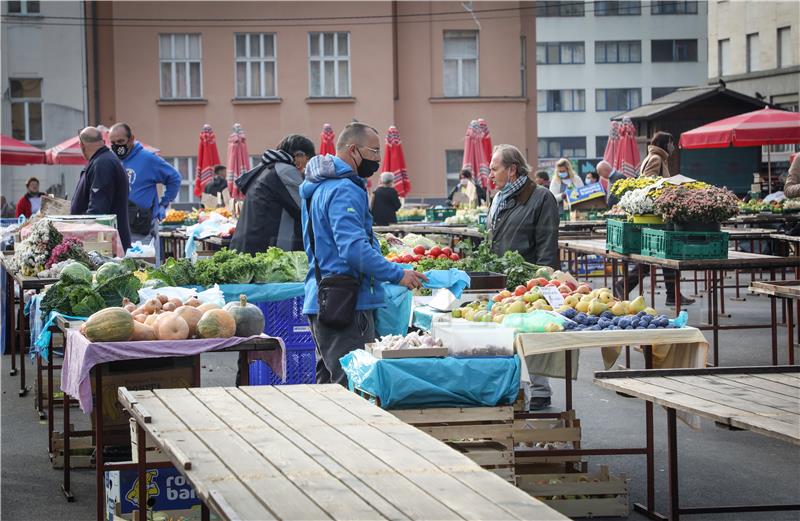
[123,142,182,213]
[300,154,404,314]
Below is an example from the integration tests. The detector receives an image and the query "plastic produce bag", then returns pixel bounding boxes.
[375,283,413,337]
[422,269,471,298]
[138,284,225,307]
[503,310,574,333]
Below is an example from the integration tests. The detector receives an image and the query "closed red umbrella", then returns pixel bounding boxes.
[600,121,622,193]
[319,123,336,156]
[614,117,640,178]
[226,123,249,201]
[477,118,495,191]
[1,134,46,165]
[382,126,411,198]
[46,126,160,165]
[193,124,221,197]
[462,120,489,190]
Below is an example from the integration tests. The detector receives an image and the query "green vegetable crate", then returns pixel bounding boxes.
[559,210,570,222]
[397,214,425,222]
[606,219,664,255]
[425,208,457,222]
[640,229,729,260]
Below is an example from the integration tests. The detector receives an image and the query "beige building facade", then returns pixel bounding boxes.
[88,1,537,202]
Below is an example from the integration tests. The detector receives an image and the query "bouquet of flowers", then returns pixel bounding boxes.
[647,180,711,200]
[7,219,63,276]
[618,188,656,216]
[45,237,92,269]
[654,186,739,224]
[610,176,659,199]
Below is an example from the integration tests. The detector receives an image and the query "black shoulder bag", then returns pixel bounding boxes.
[306,198,361,329]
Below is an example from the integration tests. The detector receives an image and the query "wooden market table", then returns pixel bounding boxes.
[594,366,800,520]
[558,239,800,366]
[119,384,567,521]
[749,280,800,365]
[725,213,800,226]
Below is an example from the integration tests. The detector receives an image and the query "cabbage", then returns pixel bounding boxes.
[95,262,125,285]
[59,261,92,284]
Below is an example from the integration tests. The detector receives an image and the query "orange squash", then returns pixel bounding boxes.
[175,306,203,337]
[197,309,236,339]
[197,302,221,313]
[131,321,157,341]
[154,312,190,340]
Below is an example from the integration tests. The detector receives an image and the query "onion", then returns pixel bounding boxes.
[156,294,169,304]
[184,296,201,307]
[143,298,162,314]
[133,313,147,323]
[162,302,177,312]
[167,297,183,309]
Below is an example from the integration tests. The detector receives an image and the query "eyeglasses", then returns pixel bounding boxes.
[358,145,381,159]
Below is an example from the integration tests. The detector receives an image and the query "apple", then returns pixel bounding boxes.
[558,285,571,294]
[563,280,577,292]
[526,279,537,290]
[442,247,452,256]
[514,285,527,297]
[576,284,592,295]
[449,253,460,261]
[413,245,426,255]
[429,246,442,257]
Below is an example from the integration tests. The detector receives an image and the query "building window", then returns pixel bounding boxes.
[159,34,202,99]
[10,78,43,143]
[538,1,585,17]
[651,39,698,62]
[536,42,585,64]
[652,86,682,99]
[537,90,586,112]
[718,38,730,76]
[520,36,527,97]
[309,32,350,97]
[443,30,478,97]
[595,41,641,63]
[538,137,587,159]
[7,1,39,14]
[595,1,641,16]
[164,157,197,203]
[778,27,792,68]
[445,150,464,193]
[235,33,277,98]
[746,33,759,72]
[596,136,609,156]
[651,1,698,14]
[596,88,641,111]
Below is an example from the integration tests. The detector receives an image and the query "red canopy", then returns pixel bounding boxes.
[226,123,249,201]
[193,124,221,197]
[477,118,495,190]
[45,126,160,165]
[382,126,411,198]
[1,134,46,165]
[679,107,800,149]
[319,123,336,156]
[462,120,490,190]
[614,117,641,178]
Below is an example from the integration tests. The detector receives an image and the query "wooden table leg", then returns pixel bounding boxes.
[667,407,680,521]
[48,341,54,455]
[37,351,45,418]
[712,271,720,366]
[649,265,655,307]
[675,270,682,313]
[137,424,148,521]
[60,384,74,501]
[96,369,105,521]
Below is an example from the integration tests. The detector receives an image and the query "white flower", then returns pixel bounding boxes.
[618,188,655,215]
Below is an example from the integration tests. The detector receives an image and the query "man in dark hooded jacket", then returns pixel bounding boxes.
[230,135,315,254]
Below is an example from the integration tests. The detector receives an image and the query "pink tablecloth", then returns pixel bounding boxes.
[61,329,285,414]
[21,221,125,257]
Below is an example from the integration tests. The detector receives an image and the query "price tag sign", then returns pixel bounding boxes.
[540,286,565,309]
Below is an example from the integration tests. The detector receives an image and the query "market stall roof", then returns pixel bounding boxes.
[1,134,46,165]
[679,107,800,149]
[46,126,160,165]
[612,85,765,122]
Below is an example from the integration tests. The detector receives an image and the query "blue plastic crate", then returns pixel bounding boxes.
[256,297,313,346]
[249,343,316,385]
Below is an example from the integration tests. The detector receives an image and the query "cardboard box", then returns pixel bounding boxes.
[105,466,201,521]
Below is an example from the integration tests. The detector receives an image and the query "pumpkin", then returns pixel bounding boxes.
[184,296,201,307]
[174,306,203,337]
[197,309,236,339]
[131,321,157,341]
[197,302,221,313]
[133,313,147,323]
[154,312,190,340]
[223,295,265,337]
[84,307,134,342]
[144,314,160,327]
[162,302,177,312]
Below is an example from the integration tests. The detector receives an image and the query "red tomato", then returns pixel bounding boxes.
[413,255,422,262]
[437,254,449,260]
[514,285,527,296]
[449,253,460,261]
[413,245,426,255]
[535,277,549,286]
[429,246,442,257]
[442,247,452,256]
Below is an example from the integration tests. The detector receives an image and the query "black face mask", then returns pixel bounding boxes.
[355,148,380,179]
[113,142,131,159]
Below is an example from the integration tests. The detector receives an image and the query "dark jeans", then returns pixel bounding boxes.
[619,265,677,300]
[309,310,376,386]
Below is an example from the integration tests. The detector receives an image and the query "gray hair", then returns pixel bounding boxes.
[596,160,612,174]
[380,172,394,185]
[493,144,531,178]
[336,122,379,151]
[79,126,103,144]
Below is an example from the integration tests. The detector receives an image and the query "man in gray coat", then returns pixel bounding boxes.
[487,144,560,409]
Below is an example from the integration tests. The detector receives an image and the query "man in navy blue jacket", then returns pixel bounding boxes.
[70,127,132,251]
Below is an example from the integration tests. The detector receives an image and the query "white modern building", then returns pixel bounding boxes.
[1,0,87,208]
[535,0,708,164]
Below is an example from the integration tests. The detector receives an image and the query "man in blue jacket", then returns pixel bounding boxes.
[109,123,181,261]
[301,122,427,385]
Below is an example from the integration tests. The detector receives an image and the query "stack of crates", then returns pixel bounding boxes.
[249,296,316,385]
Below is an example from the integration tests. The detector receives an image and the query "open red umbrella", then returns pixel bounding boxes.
[462,120,489,190]
[319,123,336,156]
[382,126,411,198]
[680,107,800,190]
[477,118,495,191]
[193,124,221,197]
[226,123,249,201]
[614,117,641,178]
[46,126,160,165]
[1,134,46,165]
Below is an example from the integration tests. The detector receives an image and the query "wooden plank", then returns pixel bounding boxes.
[674,375,800,415]
[390,406,514,424]
[124,391,278,521]
[713,374,800,400]
[191,387,408,521]
[275,385,532,521]
[749,373,800,390]
[238,386,465,521]
[514,427,581,444]
[309,385,566,521]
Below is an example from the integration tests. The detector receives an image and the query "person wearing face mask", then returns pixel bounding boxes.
[639,131,674,178]
[549,158,584,201]
[300,122,428,385]
[448,169,487,207]
[230,134,316,253]
[109,122,181,257]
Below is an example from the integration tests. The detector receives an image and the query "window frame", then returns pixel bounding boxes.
[595,88,642,112]
[746,33,759,73]
[538,137,587,159]
[158,33,203,100]
[9,77,44,144]
[595,40,641,63]
[651,39,698,62]
[538,1,585,17]
[445,149,464,193]
[234,33,278,99]
[537,89,586,112]
[651,1,698,14]
[651,86,682,99]
[164,156,198,203]
[520,35,527,97]
[594,1,641,16]
[777,27,791,69]
[717,38,731,76]
[536,42,585,65]
[443,30,479,97]
[596,136,610,156]
[308,32,351,98]
[7,1,40,15]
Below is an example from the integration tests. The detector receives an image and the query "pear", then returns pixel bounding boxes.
[629,295,647,314]
[452,308,463,318]
[564,294,580,307]
[580,294,593,303]
[493,313,506,324]
[611,301,627,316]
[544,322,563,333]
[557,304,573,313]
[643,307,658,316]
[588,298,608,316]
[589,289,600,299]
[575,300,590,313]
[598,290,614,304]
[508,300,527,314]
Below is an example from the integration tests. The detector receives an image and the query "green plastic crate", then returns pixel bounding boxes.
[478,213,487,226]
[560,210,570,222]
[606,219,665,254]
[426,208,457,221]
[640,229,729,260]
[397,214,425,222]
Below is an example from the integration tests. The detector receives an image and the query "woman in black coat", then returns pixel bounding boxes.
[371,172,402,226]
